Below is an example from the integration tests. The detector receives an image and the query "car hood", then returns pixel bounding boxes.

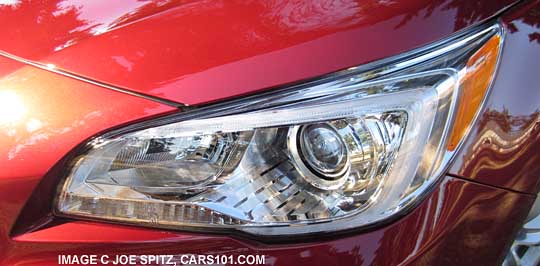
[0,0,518,106]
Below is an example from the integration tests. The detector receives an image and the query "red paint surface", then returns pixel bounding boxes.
[0,1,539,265]
[0,0,518,105]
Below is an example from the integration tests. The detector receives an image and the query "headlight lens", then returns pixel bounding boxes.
[56,24,502,237]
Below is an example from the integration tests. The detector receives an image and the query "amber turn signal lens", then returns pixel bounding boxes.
[448,35,501,151]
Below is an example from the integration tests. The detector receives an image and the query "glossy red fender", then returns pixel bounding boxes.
[1,1,540,265]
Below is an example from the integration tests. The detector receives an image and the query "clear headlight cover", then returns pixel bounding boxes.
[56,24,502,237]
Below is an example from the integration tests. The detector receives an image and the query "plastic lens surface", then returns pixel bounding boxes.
[57,25,502,236]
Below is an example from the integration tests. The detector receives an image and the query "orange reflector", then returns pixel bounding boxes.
[447,35,501,151]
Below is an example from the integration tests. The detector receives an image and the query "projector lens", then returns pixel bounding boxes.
[299,123,349,180]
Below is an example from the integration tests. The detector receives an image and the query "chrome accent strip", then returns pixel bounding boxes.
[109,22,503,136]
[0,50,183,108]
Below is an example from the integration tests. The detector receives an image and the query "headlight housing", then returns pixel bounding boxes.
[56,24,502,237]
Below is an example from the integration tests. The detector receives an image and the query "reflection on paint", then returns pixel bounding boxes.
[0,90,26,125]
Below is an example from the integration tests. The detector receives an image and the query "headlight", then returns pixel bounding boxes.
[56,24,502,237]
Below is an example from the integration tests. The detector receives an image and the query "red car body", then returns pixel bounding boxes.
[1,0,540,265]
